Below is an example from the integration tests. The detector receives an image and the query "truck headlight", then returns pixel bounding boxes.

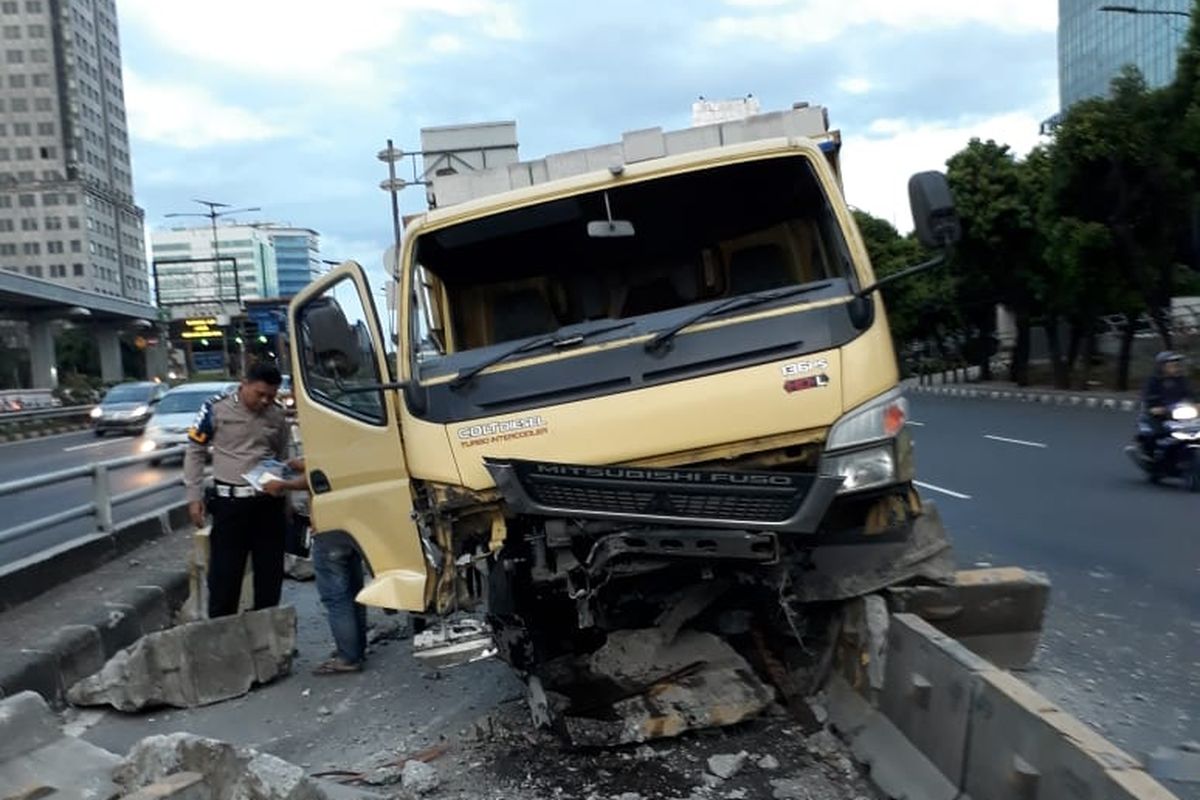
[89,406,102,419]
[822,444,896,493]
[821,389,913,494]
[132,404,149,417]
[825,389,908,450]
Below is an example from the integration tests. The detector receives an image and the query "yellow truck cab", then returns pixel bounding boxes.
[289,103,961,713]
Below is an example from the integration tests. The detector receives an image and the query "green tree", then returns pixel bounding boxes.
[945,139,1047,382]
[852,209,960,370]
[1047,67,1188,389]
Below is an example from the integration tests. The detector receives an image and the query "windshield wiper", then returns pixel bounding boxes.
[450,320,636,390]
[644,282,833,353]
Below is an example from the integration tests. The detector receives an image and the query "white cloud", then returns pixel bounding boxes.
[124,71,285,149]
[837,77,872,95]
[428,34,467,54]
[842,109,1050,232]
[708,0,1055,45]
[117,0,523,92]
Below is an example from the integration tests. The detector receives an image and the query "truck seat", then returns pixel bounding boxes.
[728,243,793,295]
[490,288,559,343]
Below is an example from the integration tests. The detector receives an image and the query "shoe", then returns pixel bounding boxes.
[311,657,363,675]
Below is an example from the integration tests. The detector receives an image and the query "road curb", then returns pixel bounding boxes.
[0,421,91,443]
[908,383,1139,413]
[0,565,191,707]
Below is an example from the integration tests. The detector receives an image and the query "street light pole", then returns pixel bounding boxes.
[164,200,262,378]
[1099,4,1192,18]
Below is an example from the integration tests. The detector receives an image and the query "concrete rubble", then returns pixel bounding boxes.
[115,732,330,800]
[400,760,440,795]
[0,691,121,800]
[67,606,297,711]
[706,752,748,780]
[556,628,775,746]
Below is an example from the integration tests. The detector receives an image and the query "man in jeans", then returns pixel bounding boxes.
[311,532,369,674]
[289,456,369,675]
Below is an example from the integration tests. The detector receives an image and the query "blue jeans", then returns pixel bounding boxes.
[312,535,367,665]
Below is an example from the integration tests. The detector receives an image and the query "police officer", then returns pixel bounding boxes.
[185,361,306,618]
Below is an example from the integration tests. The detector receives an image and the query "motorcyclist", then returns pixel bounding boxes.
[1139,351,1194,460]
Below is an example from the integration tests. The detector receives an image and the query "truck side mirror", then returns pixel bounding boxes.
[909,171,961,250]
[302,297,362,377]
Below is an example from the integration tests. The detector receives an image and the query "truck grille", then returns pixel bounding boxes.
[487,458,820,527]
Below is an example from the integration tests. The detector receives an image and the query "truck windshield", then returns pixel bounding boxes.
[413,154,852,361]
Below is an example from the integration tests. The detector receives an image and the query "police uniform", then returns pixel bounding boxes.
[184,388,291,618]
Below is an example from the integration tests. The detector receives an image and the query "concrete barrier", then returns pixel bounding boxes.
[830,613,1179,799]
[0,502,192,706]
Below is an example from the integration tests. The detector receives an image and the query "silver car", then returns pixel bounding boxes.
[91,381,167,436]
[139,381,237,465]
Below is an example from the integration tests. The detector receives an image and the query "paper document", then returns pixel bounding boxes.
[242,459,296,493]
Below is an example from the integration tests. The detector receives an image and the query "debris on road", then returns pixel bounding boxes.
[546,627,775,746]
[706,751,748,780]
[115,732,330,800]
[67,607,296,711]
[401,760,440,795]
[436,698,880,799]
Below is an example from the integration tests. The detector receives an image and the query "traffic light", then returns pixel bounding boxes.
[257,335,268,344]
[200,338,210,346]
[234,336,244,345]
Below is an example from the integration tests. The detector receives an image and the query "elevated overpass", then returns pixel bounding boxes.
[0,271,160,388]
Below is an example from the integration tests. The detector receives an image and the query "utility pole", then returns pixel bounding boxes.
[164,200,261,377]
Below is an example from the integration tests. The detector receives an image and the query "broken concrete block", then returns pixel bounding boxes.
[559,627,774,745]
[707,751,748,780]
[121,771,210,800]
[0,692,122,800]
[400,760,439,795]
[115,733,327,800]
[67,607,296,712]
[886,567,1050,669]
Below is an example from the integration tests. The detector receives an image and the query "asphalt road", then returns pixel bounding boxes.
[0,429,187,566]
[908,394,1199,788]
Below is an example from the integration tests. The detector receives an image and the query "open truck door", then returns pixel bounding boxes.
[288,262,428,611]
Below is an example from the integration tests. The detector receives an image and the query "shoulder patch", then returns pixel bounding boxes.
[187,392,226,445]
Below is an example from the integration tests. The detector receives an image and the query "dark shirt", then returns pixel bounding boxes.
[1142,374,1193,412]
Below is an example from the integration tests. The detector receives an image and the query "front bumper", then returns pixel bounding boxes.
[141,431,189,457]
[484,458,843,533]
[94,415,152,433]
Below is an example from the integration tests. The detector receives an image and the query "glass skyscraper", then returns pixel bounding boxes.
[1059,0,1191,110]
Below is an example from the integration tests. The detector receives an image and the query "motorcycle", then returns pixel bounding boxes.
[1125,401,1200,491]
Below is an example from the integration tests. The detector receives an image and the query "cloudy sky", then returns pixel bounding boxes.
[117,0,1058,291]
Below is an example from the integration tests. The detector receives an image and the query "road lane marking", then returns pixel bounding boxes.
[984,434,1047,449]
[914,480,972,500]
[63,439,130,452]
[907,421,926,427]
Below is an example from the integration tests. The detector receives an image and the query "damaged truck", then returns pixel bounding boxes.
[285,105,1175,796]
[288,103,993,720]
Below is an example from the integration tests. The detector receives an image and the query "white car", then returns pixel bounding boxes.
[140,381,237,465]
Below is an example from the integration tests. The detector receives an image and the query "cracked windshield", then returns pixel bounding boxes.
[0,1,1197,799]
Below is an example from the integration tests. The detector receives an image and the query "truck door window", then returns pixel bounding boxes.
[294,277,386,426]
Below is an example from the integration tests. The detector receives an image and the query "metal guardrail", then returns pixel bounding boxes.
[0,405,95,424]
[0,446,189,546]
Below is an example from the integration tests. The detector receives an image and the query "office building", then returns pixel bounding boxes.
[1059,0,1191,110]
[151,224,280,306]
[264,226,321,297]
[0,0,149,302]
